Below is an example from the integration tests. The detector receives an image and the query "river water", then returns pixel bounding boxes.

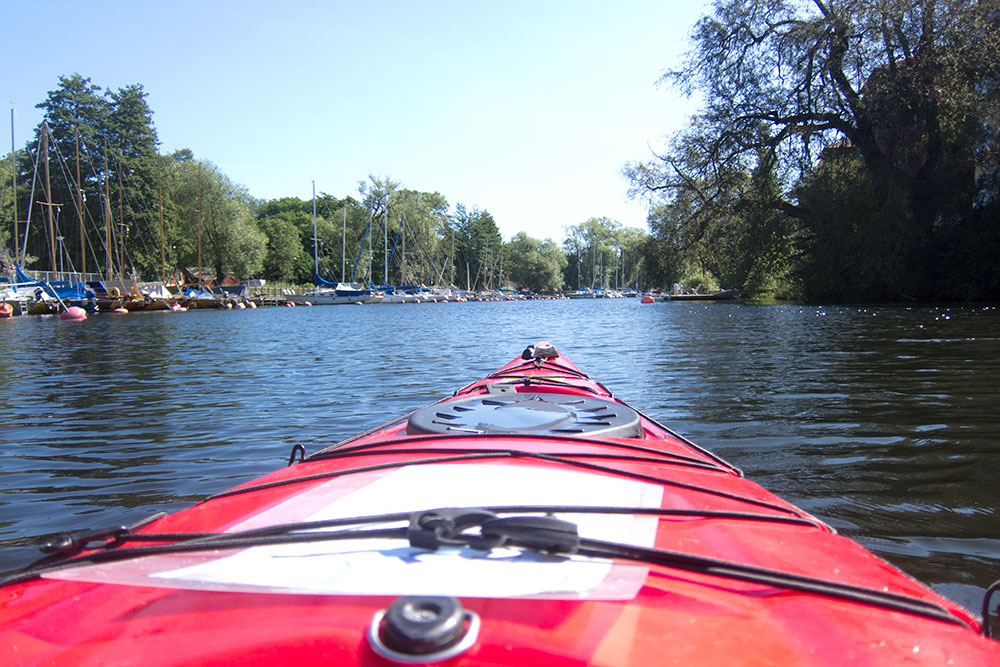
[1,300,997,614]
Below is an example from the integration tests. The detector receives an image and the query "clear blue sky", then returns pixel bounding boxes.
[6,1,706,243]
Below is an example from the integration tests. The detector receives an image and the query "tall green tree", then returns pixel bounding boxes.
[356,175,398,285]
[562,217,628,289]
[256,209,309,283]
[507,232,567,292]
[628,0,1000,300]
[105,83,160,279]
[452,204,501,290]
[0,154,14,254]
[167,155,265,282]
[22,75,163,279]
[200,166,265,281]
[26,75,109,274]
[390,189,449,285]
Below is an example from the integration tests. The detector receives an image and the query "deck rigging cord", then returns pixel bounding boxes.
[0,506,969,631]
[320,433,736,472]
[204,442,801,517]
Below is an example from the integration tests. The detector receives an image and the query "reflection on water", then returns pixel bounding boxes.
[0,301,997,612]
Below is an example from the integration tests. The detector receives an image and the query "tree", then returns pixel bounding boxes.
[562,217,631,289]
[21,76,165,280]
[628,0,1000,300]
[452,204,502,290]
[507,232,567,292]
[356,175,398,285]
[167,156,265,282]
[0,154,13,253]
[105,83,160,279]
[28,75,108,275]
[200,166,264,281]
[257,210,308,283]
[388,189,449,286]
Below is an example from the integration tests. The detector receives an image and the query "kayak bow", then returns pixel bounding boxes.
[2,342,998,665]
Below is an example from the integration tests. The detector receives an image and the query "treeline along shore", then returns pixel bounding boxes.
[4,1,1000,304]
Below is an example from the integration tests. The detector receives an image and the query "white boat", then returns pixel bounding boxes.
[291,282,378,305]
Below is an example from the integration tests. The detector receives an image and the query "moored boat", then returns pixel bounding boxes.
[663,288,743,301]
[181,286,224,309]
[1,342,998,665]
[291,282,378,306]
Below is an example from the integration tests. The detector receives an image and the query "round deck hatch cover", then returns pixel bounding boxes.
[406,392,642,438]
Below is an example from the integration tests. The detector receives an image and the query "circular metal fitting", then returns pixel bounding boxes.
[368,596,480,663]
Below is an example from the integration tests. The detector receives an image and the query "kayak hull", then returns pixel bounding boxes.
[2,343,998,665]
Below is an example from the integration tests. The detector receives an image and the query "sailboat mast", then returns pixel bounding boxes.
[383,196,387,286]
[399,213,406,285]
[312,181,318,282]
[341,206,346,283]
[10,109,18,265]
[158,156,165,284]
[41,123,58,280]
[103,141,112,281]
[197,164,203,289]
[75,128,85,276]
[118,167,125,281]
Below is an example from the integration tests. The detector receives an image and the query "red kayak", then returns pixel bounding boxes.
[2,342,999,665]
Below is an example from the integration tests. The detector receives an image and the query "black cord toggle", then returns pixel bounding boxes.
[407,509,499,550]
[478,515,579,554]
[40,526,130,557]
[407,508,579,554]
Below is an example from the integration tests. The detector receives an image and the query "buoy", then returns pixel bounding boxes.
[304,301,313,307]
[353,301,363,306]
[59,306,88,321]
[236,302,246,309]
[0,303,13,318]
[113,307,129,314]
[285,301,295,307]
[247,301,257,309]
[641,295,655,304]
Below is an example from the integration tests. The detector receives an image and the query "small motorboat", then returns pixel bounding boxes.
[1,342,998,665]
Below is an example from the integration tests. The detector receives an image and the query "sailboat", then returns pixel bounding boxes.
[10,121,97,315]
[289,183,378,306]
[371,208,427,304]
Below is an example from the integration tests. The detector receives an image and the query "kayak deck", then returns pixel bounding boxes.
[2,342,998,665]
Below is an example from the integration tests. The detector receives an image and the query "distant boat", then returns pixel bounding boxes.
[663,289,742,302]
[292,182,379,305]
[291,281,376,306]
[182,286,223,309]
[10,267,96,315]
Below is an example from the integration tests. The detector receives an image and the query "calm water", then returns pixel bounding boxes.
[1,300,998,613]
